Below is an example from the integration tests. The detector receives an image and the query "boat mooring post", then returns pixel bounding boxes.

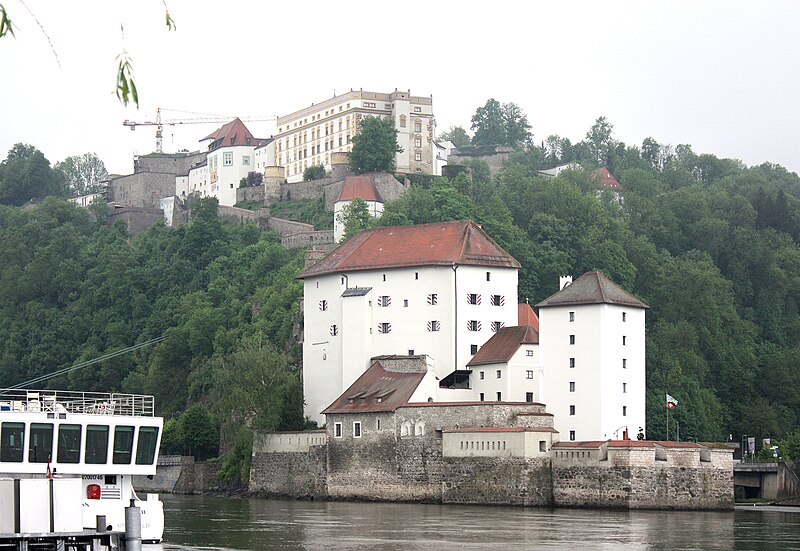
[124,499,142,551]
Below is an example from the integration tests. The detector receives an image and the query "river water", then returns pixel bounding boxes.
[146,494,800,550]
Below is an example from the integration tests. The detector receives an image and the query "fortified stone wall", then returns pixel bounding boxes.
[266,216,315,236]
[106,206,164,238]
[281,177,334,201]
[281,230,335,250]
[134,152,205,175]
[107,172,176,208]
[448,145,515,177]
[442,457,552,506]
[236,186,265,205]
[249,447,328,499]
[217,205,259,225]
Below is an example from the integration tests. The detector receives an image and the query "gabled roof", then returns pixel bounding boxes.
[518,303,539,332]
[467,325,539,367]
[321,357,428,415]
[298,220,520,278]
[592,167,622,190]
[336,175,383,203]
[535,271,648,309]
[202,118,260,151]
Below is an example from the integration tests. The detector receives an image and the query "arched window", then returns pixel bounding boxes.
[415,421,425,436]
[401,421,412,437]
[399,115,407,128]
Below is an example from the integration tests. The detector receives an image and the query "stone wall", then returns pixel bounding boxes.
[107,172,176,208]
[281,230,335,249]
[266,216,315,236]
[448,145,515,177]
[134,152,205,175]
[249,446,328,499]
[281,177,334,201]
[217,205,260,225]
[106,206,164,238]
[236,186,265,205]
[442,457,552,506]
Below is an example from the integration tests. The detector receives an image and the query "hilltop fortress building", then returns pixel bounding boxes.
[276,89,435,183]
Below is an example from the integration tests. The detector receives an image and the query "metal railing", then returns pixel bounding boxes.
[0,388,155,417]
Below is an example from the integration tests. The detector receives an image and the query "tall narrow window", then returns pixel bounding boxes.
[1,422,25,462]
[479,393,485,401]
[353,422,362,438]
[427,320,441,332]
[569,335,575,345]
[330,325,338,336]
[623,383,627,393]
[378,295,391,307]
[623,358,627,368]
[569,431,576,441]
[471,344,479,354]
[378,322,391,334]
[491,321,504,332]
[319,300,328,311]
[113,426,134,465]
[623,406,627,416]
[623,335,627,345]
[569,357,575,368]
[479,371,485,380]
[570,405,576,415]
[135,427,160,465]
[622,312,627,322]
[427,293,438,305]
[569,311,575,322]
[569,381,576,392]
[496,392,502,401]
[526,370,534,379]
[85,425,109,464]
[467,293,481,305]
[334,422,342,438]
[467,320,481,331]
[486,272,491,281]
[28,423,53,463]
[527,393,535,403]
[57,424,81,464]
[496,370,502,379]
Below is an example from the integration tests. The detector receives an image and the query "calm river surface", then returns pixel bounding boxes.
[146,494,800,550]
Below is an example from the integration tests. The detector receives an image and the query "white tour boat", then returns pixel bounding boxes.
[0,388,164,543]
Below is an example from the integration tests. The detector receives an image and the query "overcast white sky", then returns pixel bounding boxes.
[1,1,798,176]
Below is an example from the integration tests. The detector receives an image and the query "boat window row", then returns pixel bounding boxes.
[0,422,159,465]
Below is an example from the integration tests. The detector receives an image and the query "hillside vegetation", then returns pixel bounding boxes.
[2,115,800,458]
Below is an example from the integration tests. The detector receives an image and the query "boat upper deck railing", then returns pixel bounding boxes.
[0,389,155,417]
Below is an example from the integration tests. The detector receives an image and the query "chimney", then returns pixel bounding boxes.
[559,276,573,290]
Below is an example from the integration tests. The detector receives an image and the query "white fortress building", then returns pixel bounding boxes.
[275,89,436,183]
[299,220,649,441]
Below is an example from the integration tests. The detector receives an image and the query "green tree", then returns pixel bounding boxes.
[0,144,64,205]
[438,126,471,148]
[585,116,615,165]
[303,164,326,181]
[54,153,108,196]
[178,403,219,460]
[349,117,402,174]
[337,197,376,241]
[471,99,532,147]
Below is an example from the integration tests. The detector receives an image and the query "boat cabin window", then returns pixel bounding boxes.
[86,425,110,464]
[113,425,135,464]
[1,422,25,462]
[29,423,54,463]
[57,424,82,463]
[136,426,159,465]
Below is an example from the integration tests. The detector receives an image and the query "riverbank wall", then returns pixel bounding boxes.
[249,430,734,510]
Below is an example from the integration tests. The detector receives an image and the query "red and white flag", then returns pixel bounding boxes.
[666,393,678,409]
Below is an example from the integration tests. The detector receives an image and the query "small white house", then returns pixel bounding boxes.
[333,175,385,243]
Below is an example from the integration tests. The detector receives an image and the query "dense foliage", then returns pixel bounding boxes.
[0,194,308,442]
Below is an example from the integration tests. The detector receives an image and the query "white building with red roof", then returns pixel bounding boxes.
[298,220,520,424]
[333,175,385,242]
[536,272,648,442]
[178,118,272,206]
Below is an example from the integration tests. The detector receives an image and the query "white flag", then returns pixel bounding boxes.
[666,393,678,408]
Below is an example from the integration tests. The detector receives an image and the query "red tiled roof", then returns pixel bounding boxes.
[467,325,539,367]
[336,175,383,202]
[553,441,607,448]
[536,271,648,309]
[591,167,622,190]
[202,118,259,151]
[553,440,712,449]
[444,426,558,434]
[321,359,427,415]
[398,401,545,408]
[298,220,520,278]
[518,303,539,331]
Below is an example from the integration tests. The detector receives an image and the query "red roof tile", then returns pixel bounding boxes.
[202,118,260,151]
[518,303,539,331]
[336,175,382,202]
[467,325,538,367]
[398,401,547,409]
[298,220,520,278]
[591,167,622,190]
[321,358,427,415]
[536,271,648,309]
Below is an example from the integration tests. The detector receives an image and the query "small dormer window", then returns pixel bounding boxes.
[230,138,235,145]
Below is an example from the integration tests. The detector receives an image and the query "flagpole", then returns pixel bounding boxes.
[665,392,668,441]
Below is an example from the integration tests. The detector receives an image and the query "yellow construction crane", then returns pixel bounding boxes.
[122,108,277,153]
